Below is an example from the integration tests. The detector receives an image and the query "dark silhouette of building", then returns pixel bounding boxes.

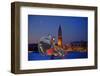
[70,41,87,51]
[28,44,38,52]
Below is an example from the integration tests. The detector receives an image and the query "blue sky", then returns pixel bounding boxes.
[28,15,88,44]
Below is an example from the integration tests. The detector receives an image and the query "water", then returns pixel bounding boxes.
[28,51,88,61]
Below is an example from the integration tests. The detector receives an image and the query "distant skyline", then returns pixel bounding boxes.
[28,15,88,44]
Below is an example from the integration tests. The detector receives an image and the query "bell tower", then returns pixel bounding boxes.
[58,25,63,47]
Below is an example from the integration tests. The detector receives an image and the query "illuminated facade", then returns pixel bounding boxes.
[58,25,63,47]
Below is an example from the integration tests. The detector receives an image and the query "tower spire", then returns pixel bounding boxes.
[58,25,62,36]
[58,25,63,47]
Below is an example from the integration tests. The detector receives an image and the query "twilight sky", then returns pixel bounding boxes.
[28,15,88,44]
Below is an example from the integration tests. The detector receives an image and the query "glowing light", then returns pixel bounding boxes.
[58,40,62,47]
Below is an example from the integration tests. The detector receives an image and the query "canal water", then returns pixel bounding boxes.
[28,51,88,61]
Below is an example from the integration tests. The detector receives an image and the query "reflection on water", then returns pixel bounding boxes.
[28,51,88,61]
